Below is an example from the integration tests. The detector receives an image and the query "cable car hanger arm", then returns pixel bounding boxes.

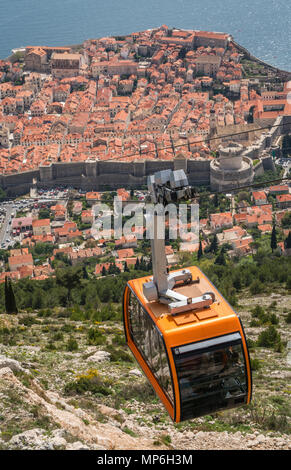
[143,169,215,314]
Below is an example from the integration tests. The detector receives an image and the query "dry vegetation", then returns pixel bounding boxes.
[0,289,290,450]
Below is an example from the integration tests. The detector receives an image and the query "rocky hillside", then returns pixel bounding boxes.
[0,291,290,451]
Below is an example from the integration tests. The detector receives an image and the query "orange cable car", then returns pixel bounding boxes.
[123,265,252,422]
[122,169,252,422]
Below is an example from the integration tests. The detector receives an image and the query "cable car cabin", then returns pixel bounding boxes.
[123,265,252,423]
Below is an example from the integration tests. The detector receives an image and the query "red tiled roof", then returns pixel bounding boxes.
[117,248,134,259]
[277,194,291,202]
[32,218,50,227]
[8,253,33,266]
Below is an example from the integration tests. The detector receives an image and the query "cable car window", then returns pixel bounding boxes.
[173,333,247,421]
[128,291,174,403]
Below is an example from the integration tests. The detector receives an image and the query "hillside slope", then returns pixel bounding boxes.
[0,292,290,451]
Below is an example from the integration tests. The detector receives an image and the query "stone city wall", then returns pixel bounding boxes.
[0,115,290,196]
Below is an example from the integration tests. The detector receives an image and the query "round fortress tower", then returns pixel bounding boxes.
[219,142,243,170]
[210,141,254,191]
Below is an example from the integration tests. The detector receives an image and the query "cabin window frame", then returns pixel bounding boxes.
[127,289,174,405]
[172,332,248,421]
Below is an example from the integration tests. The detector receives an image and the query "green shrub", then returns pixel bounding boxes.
[61,323,75,333]
[18,315,39,326]
[251,305,265,318]
[246,337,256,349]
[87,328,106,346]
[269,313,279,325]
[161,434,172,446]
[250,401,290,433]
[250,357,262,371]
[0,327,19,346]
[37,308,52,317]
[250,319,260,327]
[45,341,57,351]
[66,336,78,351]
[286,311,291,324]
[251,306,279,326]
[52,331,64,342]
[105,345,133,363]
[250,280,264,295]
[257,325,282,350]
[115,381,155,403]
[123,427,138,437]
[111,333,126,346]
[265,413,289,432]
[64,369,112,396]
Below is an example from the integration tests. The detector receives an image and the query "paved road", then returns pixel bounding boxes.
[0,204,14,248]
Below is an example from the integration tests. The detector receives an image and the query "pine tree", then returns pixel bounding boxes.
[197,240,203,260]
[4,276,10,314]
[139,256,147,271]
[134,258,140,270]
[271,224,277,253]
[285,231,291,249]
[210,234,218,253]
[5,277,18,314]
[215,249,226,266]
[124,261,129,272]
[82,265,89,279]
[101,266,107,276]
[108,263,115,275]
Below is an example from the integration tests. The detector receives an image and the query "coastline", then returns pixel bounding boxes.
[6,35,291,78]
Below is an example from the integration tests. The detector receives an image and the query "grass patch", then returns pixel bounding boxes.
[105,345,133,363]
[123,426,138,438]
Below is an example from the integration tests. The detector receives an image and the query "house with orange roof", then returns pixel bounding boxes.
[32,234,55,244]
[257,213,272,226]
[258,224,272,233]
[51,204,67,220]
[269,185,289,195]
[119,257,138,267]
[81,210,93,224]
[231,237,253,256]
[86,191,101,205]
[116,248,135,259]
[115,235,137,250]
[9,247,29,257]
[210,212,233,231]
[180,241,207,253]
[72,201,83,215]
[217,225,247,244]
[30,100,46,117]
[277,194,291,209]
[68,247,102,265]
[8,253,34,272]
[32,219,51,236]
[17,265,34,279]
[245,214,258,228]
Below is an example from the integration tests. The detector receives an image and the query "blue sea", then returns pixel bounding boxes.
[0,0,290,71]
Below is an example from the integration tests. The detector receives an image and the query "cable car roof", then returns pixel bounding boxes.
[128,265,242,348]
